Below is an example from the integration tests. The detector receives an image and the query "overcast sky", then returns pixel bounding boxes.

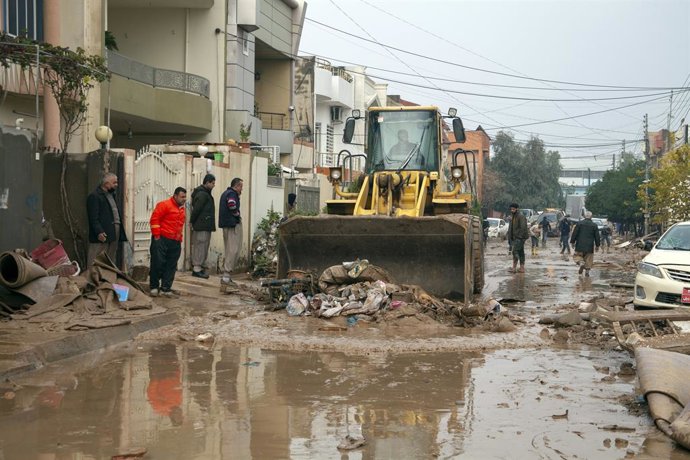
[299,0,690,170]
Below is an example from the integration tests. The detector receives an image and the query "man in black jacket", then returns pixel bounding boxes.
[570,211,600,277]
[507,203,529,273]
[86,173,127,267]
[219,177,243,290]
[190,174,216,279]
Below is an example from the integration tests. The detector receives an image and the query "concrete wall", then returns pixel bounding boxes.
[255,0,293,56]
[255,59,291,117]
[108,8,186,71]
[43,150,126,268]
[0,127,43,254]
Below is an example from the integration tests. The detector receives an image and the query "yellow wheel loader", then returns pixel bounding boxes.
[278,106,484,300]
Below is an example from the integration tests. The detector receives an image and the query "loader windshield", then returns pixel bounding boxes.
[367,110,438,173]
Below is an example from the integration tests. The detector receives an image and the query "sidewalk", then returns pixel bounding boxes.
[0,271,258,380]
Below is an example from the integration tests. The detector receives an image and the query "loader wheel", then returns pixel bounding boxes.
[471,216,485,294]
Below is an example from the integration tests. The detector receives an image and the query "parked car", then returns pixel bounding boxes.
[487,217,508,240]
[528,211,565,237]
[592,217,609,233]
[520,209,536,220]
[634,221,690,309]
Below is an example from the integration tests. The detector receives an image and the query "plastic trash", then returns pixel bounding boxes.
[112,283,130,302]
[346,259,370,278]
[286,293,309,316]
[347,316,358,327]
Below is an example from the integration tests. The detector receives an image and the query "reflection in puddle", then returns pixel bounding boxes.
[0,345,687,459]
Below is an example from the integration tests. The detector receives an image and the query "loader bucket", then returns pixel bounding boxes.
[277,214,480,300]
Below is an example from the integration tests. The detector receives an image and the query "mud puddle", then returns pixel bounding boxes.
[0,343,687,459]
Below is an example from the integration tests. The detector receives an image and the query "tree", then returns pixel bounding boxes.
[586,157,645,227]
[645,144,690,225]
[485,131,563,213]
[0,32,108,150]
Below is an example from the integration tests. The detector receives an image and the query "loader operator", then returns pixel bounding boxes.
[388,128,425,169]
[389,129,416,157]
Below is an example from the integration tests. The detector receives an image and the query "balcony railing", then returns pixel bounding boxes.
[315,57,353,83]
[107,51,210,98]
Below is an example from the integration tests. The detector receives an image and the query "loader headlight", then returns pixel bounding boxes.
[451,166,464,180]
[329,167,342,182]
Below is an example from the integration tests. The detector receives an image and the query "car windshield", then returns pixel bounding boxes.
[655,225,690,250]
[366,110,438,172]
[488,220,498,227]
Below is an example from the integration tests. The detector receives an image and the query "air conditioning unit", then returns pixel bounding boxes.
[330,106,342,123]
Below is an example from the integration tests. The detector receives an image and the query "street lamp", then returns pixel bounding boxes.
[196,145,209,157]
[95,125,112,150]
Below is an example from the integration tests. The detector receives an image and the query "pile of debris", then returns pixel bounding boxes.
[250,210,281,278]
[275,260,511,328]
[0,243,163,329]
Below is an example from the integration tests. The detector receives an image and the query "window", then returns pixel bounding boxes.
[326,124,334,153]
[239,29,249,56]
[2,0,43,41]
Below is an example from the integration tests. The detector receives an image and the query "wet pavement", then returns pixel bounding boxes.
[0,239,686,459]
[1,342,688,459]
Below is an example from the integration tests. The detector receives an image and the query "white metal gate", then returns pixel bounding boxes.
[132,147,182,266]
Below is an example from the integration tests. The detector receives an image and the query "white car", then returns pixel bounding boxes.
[487,218,508,240]
[634,221,690,309]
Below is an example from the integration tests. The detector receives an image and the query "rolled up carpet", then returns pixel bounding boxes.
[0,251,48,289]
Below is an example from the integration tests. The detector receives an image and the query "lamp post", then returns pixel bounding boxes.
[95,126,112,150]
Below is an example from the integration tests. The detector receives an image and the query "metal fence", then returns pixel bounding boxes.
[107,51,210,98]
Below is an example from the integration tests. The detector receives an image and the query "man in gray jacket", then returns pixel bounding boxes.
[507,203,529,273]
[570,211,601,277]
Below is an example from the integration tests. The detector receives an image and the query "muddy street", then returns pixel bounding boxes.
[1,241,689,459]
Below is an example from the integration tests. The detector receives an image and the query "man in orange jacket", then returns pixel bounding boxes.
[149,187,187,297]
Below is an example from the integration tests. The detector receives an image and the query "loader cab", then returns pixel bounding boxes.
[343,107,466,174]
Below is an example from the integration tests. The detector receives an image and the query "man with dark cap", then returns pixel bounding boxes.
[507,203,529,273]
[190,174,216,279]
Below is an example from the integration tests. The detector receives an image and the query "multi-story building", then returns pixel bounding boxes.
[0,0,306,160]
[291,56,388,175]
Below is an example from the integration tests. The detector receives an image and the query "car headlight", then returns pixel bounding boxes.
[638,262,663,278]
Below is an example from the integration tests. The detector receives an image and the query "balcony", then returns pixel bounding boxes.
[107,51,210,98]
[314,58,354,108]
[106,51,211,134]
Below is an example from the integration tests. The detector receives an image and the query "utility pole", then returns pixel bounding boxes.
[644,113,650,235]
[667,91,673,133]
[612,153,616,169]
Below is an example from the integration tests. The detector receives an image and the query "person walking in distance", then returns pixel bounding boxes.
[600,223,612,253]
[86,173,127,268]
[219,178,243,291]
[529,221,541,256]
[149,187,187,297]
[190,174,216,279]
[559,215,572,256]
[540,215,551,247]
[570,211,600,277]
[507,203,529,273]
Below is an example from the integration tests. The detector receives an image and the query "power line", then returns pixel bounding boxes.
[359,72,685,102]
[305,18,689,91]
[482,95,667,130]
